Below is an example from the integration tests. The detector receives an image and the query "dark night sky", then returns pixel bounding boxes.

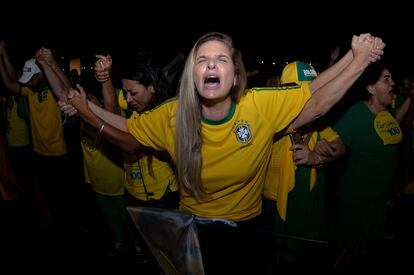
[1,5,411,76]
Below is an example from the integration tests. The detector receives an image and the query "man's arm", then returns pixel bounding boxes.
[0,41,20,93]
[94,54,120,113]
[36,48,71,99]
[292,34,384,130]
[309,50,353,93]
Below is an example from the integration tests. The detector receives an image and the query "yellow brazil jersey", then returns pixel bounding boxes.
[116,89,178,201]
[127,85,311,222]
[81,122,124,196]
[123,148,179,201]
[20,86,66,156]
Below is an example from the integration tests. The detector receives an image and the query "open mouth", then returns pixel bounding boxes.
[204,75,220,88]
[204,75,220,83]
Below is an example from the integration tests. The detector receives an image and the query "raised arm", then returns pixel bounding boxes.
[310,34,384,93]
[292,34,385,129]
[0,41,20,93]
[94,54,120,113]
[395,81,414,123]
[35,48,71,99]
[395,96,411,123]
[309,50,353,92]
[0,41,17,80]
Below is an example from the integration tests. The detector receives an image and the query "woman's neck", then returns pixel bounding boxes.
[201,96,232,121]
[364,99,385,115]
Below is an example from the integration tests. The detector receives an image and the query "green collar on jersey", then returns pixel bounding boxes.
[201,100,236,125]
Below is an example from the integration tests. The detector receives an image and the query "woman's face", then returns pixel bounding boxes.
[193,40,236,103]
[122,79,154,113]
[371,68,395,107]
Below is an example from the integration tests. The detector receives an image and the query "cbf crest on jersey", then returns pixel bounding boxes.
[233,120,252,144]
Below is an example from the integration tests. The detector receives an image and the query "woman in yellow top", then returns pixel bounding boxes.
[62,32,384,274]
[94,53,179,208]
[93,54,179,265]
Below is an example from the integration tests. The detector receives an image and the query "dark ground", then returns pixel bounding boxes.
[0,200,162,273]
[1,194,414,274]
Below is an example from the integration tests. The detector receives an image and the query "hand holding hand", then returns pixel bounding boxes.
[58,87,83,116]
[314,139,335,157]
[291,144,315,166]
[36,47,59,68]
[368,37,385,62]
[94,54,112,83]
[352,33,385,66]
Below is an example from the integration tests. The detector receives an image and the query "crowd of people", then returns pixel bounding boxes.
[1,31,414,274]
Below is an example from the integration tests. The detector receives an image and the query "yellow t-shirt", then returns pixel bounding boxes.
[81,122,124,196]
[123,149,179,201]
[116,90,178,201]
[127,85,311,221]
[20,86,67,156]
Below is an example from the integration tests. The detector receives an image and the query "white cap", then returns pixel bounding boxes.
[18,58,41,84]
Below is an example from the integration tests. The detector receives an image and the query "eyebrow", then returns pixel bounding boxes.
[382,73,391,79]
[196,53,230,60]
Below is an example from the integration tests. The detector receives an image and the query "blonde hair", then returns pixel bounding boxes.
[175,32,246,199]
